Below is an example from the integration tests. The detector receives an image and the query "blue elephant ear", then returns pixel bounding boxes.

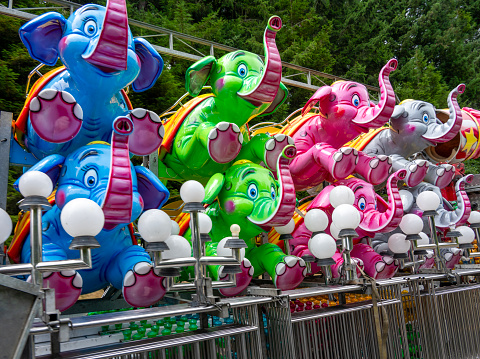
[134,166,169,210]
[19,12,66,66]
[13,154,65,192]
[132,38,164,92]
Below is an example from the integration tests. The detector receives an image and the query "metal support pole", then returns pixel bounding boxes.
[0,112,12,210]
[190,211,206,305]
[426,214,447,272]
[30,205,43,286]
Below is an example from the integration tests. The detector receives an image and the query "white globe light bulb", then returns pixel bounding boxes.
[329,222,341,240]
[180,180,205,203]
[275,219,295,235]
[217,237,245,260]
[399,214,424,235]
[329,186,355,208]
[468,211,480,224]
[60,198,105,237]
[416,191,440,212]
[137,209,171,242]
[198,213,213,234]
[388,233,411,254]
[417,232,430,246]
[399,190,414,211]
[0,208,12,244]
[331,204,361,230]
[308,233,336,259]
[230,224,241,237]
[304,209,329,232]
[171,220,180,236]
[18,171,53,198]
[457,226,475,244]
[162,235,192,259]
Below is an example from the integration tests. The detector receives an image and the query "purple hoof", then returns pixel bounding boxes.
[445,248,462,269]
[29,89,83,143]
[128,108,164,156]
[208,122,243,163]
[405,159,428,187]
[373,256,398,279]
[28,270,82,312]
[219,258,254,297]
[419,251,436,269]
[273,256,306,290]
[123,262,167,307]
[364,155,392,185]
[434,165,455,189]
[264,134,295,171]
[330,147,358,180]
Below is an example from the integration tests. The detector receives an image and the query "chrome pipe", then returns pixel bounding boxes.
[35,248,92,272]
[199,256,239,266]
[154,257,197,268]
[30,205,43,285]
[0,262,33,275]
[190,210,205,304]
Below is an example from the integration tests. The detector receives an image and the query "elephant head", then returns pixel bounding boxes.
[185,16,287,125]
[19,0,163,93]
[15,117,169,230]
[389,84,465,156]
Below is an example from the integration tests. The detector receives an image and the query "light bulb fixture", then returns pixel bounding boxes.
[329,185,355,208]
[331,204,360,236]
[137,209,171,251]
[0,208,12,245]
[308,233,336,265]
[171,220,180,236]
[457,226,475,248]
[413,231,430,255]
[399,190,414,210]
[180,180,206,212]
[388,233,411,259]
[468,211,480,226]
[399,214,423,240]
[198,213,213,242]
[18,171,53,198]
[274,219,295,255]
[304,209,329,235]
[416,191,440,213]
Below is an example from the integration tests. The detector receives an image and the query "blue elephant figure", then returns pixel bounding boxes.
[15,0,165,159]
[10,120,170,311]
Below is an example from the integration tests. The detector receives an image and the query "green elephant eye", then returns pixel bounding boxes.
[237,63,248,78]
[271,185,276,200]
[247,183,258,199]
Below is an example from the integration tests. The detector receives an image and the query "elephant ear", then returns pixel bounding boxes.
[203,173,225,205]
[19,12,66,66]
[258,83,288,117]
[185,56,217,97]
[308,185,335,211]
[13,154,65,192]
[134,166,169,210]
[132,38,164,92]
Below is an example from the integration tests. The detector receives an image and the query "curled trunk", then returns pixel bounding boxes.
[434,174,473,228]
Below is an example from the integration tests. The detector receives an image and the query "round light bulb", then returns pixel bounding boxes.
[171,220,180,236]
[416,191,440,212]
[162,235,192,259]
[468,211,480,224]
[331,204,361,230]
[329,185,355,208]
[399,214,424,235]
[0,208,12,244]
[217,237,245,260]
[274,219,295,235]
[60,198,105,237]
[230,224,241,237]
[417,232,430,246]
[18,171,53,198]
[399,190,414,211]
[308,233,336,259]
[388,233,411,254]
[457,226,475,244]
[329,222,341,240]
[304,209,329,232]
[198,213,212,234]
[137,209,171,242]
[180,180,205,203]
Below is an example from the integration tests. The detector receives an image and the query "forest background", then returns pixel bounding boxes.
[1,0,480,225]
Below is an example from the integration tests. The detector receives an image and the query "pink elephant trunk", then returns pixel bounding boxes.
[422,84,465,144]
[359,169,406,233]
[238,16,282,105]
[435,174,473,228]
[102,117,134,230]
[84,0,129,73]
[353,59,398,130]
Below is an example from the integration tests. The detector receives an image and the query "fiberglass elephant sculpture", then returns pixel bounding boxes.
[15,0,164,159]
[287,170,407,279]
[275,59,398,191]
[177,147,306,295]
[350,84,465,189]
[158,16,294,184]
[8,118,169,311]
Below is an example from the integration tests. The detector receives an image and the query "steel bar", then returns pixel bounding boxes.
[35,247,92,272]
[0,262,33,275]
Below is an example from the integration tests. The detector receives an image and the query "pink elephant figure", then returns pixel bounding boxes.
[291,170,406,280]
[279,59,398,191]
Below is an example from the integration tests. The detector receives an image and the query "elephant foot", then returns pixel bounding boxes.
[433,165,455,189]
[264,134,295,171]
[419,250,436,269]
[208,122,243,163]
[362,155,392,185]
[372,256,398,279]
[123,262,167,307]
[329,147,358,180]
[28,270,82,312]
[404,159,428,187]
[218,258,254,297]
[128,109,164,156]
[273,256,306,290]
[29,89,83,143]
[444,248,462,269]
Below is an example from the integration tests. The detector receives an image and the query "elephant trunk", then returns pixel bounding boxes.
[83,0,129,73]
[422,84,465,144]
[359,169,406,233]
[434,174,473,228]
[102,117,134,230]
[238,16,282,105]
[352,59,398,130]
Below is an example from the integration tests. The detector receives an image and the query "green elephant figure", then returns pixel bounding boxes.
[158,16,294,184]
[179,147,306,296]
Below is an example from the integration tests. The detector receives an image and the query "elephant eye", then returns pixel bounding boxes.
[271,185,276,200]
[83,168,98,188]
[84,20,98,36]
[352,94,360,107]
[237,63,248,78]
[422,112,429,123]
[358,197,366,211]
[247,183,258,199]
[61,165,67,177]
